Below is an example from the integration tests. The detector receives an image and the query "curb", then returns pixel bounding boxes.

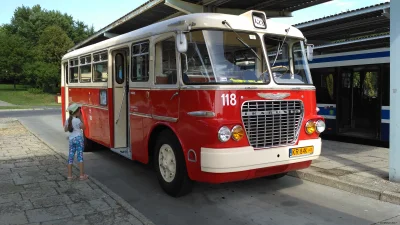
[288,169,400,205]
[0,107,60,112]
[17,119,156,225]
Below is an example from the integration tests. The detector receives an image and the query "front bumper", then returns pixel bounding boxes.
[201,138,321,173]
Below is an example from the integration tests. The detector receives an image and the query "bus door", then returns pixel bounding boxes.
[151,34,180,123]
[338,66,380,139]
[112,48,130,150]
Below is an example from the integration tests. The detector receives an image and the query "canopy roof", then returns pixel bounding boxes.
[69,0,331,51]
[294,2,390,53]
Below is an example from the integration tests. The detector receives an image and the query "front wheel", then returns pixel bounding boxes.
[154,130,193,197]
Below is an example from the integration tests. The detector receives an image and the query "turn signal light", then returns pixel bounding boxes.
[231,125,244,141]
[305,120,316,134]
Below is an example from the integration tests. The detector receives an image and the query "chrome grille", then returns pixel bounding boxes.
[241,100,304,149]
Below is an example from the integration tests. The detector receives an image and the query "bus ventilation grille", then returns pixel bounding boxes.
[241,100,304,149]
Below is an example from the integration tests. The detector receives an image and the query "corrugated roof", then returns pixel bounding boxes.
[292,1,390,50]
[294,2,389,28]
[69,0,331,51]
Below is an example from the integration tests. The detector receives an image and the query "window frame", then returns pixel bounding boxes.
[131,41,150,82]
[69,58,79,83]
[154,35,178,86]
[79,54,92,83]
[115,53,125,84]
[92,51,109,83]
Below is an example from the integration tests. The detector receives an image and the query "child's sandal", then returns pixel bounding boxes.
[79,174,89,181]
[67,175,76,181]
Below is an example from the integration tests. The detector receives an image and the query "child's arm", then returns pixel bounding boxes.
[78,115,86,130]
[64,119,69,132]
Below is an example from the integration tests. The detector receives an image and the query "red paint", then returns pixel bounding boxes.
[67,87,111,148]
[195,160,312,184]
[151,89,179,119]
[64,86,322,185]
[61,86,65,125]
[129,89,151,162]
[170,89,322,182]
[108,88,114,148]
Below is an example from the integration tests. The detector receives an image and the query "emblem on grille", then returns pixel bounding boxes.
[257,93,290,100]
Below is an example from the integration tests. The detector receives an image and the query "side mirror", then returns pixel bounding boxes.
[176,31,187,53]
[306,44,314,61]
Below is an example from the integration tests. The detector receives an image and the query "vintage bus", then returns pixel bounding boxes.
[61,10,325,197]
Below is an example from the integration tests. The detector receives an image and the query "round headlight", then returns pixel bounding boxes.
[218,126,231,142]
[305,120,316,134]
[231,125,244,141]
[315,120,326,133]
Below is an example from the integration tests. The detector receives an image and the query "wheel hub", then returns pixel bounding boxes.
[159,144,176,183]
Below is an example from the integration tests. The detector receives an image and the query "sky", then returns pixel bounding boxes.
[0,0,390,31]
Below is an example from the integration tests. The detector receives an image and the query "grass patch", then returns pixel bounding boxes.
[0,84,60,106]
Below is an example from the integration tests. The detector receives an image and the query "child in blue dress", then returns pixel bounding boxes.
[64,103,89,181]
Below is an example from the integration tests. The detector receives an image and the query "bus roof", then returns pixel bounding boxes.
[62,11,304,61]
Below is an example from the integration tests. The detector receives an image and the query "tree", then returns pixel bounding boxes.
[6,4,94,45]
[0,31,29,89]
[24,25,74,91]
[0,4,96,92]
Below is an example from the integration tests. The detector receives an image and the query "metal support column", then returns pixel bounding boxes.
[389,0,400,182]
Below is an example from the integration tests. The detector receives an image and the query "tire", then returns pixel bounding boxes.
[83,134,94,152]
[264,172,288,180]
[154,130,193,197]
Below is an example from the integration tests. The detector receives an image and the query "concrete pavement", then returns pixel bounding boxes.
[289,139,400,205]
[0,118,154,225]
[0,100,14,107]
[17,113,400,225]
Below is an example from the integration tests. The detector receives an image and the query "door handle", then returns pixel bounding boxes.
[146,91,150,99]
[170,92,179,101]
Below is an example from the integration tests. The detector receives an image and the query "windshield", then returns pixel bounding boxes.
[181,30,270,85]
[264,35,313,85]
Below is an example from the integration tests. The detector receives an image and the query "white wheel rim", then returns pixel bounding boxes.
[158,144,176,183]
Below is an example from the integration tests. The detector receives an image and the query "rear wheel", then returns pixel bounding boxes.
[83,134,94,152]
[154,130,192,197]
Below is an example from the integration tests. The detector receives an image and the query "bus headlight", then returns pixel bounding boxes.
[231,125,244,141]
[305,120,316,134]
[218,126,231,142]
[315,120,326,133]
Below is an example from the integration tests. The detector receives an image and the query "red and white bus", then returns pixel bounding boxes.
[61,10,325,197]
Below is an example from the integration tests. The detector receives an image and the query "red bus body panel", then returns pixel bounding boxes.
[150,88,322,183]
[65,87,112,148]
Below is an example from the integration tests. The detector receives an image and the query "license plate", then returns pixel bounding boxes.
[289,146,314,157]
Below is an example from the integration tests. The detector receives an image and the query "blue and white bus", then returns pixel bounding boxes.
[309,47,389,142]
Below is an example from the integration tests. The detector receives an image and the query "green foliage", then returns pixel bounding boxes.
[27,87,44,94]
[0,4,95,93]
[0,31,30,87]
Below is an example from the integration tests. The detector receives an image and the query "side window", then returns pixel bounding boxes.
[69,58,79,83]
[131,42,149,82]
[93,51,108,82]
[155,37,177,85]
[115,53,125,84]
[79,55,92,83]
[64,63,68,84]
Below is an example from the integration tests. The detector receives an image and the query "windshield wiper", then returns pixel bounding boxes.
[222,20,261,61]
[272,27,290,67]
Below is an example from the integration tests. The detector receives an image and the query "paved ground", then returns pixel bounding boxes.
[289,139,400,205]
[0,100,14,106]
[9,112,400,225]
[0,118,153,225]
[0,108,61,119]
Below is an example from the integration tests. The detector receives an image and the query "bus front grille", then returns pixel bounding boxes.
[241,100,304,149]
